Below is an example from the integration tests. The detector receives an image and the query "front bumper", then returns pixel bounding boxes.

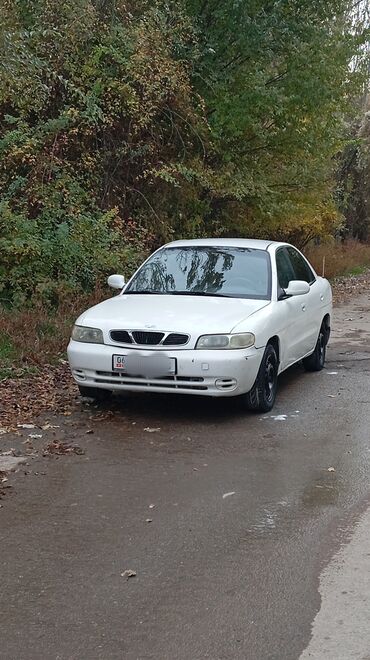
[67,341,264,397]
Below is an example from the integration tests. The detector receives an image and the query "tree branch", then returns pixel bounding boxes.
[265,70,289,87]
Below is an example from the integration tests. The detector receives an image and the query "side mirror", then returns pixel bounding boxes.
[284,280,310,297]
[107,274,126,290]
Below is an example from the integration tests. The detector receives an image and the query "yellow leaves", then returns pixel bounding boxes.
[66,107,79,118]
[277,199,342,246]
[81,154,96,167]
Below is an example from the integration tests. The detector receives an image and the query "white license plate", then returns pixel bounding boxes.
[112,354,176,377]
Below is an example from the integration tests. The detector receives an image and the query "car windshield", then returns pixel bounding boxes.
[125,246,271,300]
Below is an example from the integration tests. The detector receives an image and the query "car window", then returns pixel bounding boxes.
[286,247,316,284]
[276,249,295,289]
[125,246,272,300]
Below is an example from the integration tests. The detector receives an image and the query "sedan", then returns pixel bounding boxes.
[67,239,332,412]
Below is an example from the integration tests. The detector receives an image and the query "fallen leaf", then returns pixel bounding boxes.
[149,504,155,509]
[85,429,94,434]
[144,427,161,433]
[42,441,85,456]
[29,433,42,439]
[120,570,136,580]
[327,467,336,472]
[223,491,236,499]
[17,424,36,429]
[146,518,153,523]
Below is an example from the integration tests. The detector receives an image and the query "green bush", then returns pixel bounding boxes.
[0,199,144,306]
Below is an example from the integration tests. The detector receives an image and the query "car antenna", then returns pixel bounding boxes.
[322,255,326,277]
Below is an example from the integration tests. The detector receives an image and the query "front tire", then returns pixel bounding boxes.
[78,385,113,401]
[303,326,326,372]
[243,344,278,413]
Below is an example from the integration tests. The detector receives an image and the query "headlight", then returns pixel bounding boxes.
[196,333,255,350]
[71,325,104,344]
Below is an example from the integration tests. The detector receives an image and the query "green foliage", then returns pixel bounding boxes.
[0,332,15,361]
[0,0,368,305]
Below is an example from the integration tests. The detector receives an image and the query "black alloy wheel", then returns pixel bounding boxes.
[244,343,278,413]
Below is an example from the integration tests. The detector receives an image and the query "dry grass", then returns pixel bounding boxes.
[0,287,107,376]
[305,240,370,280]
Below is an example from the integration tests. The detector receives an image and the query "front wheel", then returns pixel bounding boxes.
[303,326,326,372]
[242,344,278,413]
[78,385,113,401]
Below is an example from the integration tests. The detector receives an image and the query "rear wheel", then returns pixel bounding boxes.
[78,385,113,401]
[303,325,326,372]
[243,344,278,413]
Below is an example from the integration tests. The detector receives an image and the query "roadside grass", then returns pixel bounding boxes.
[305,240,370,279]
[1,240,370,380]
[0,286,106,378]
[0,333,17,379]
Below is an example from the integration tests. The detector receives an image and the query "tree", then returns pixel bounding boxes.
[0,0,368,304]
[182,0,370,243]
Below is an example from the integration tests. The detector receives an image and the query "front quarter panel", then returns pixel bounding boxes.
[232,303,276,350]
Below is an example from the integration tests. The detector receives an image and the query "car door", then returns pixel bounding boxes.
[285,247,322,356]
[275,247,309,369]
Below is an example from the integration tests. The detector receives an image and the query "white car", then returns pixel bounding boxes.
[67,239,332,412]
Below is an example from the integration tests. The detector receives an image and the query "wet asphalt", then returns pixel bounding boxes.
[1,293,370,660]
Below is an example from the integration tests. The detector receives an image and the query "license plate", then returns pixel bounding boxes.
[112,354,176,377]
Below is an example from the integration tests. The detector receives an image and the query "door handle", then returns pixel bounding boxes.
[301,304,306,311]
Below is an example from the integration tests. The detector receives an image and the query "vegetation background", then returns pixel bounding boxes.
[0,0,370,373]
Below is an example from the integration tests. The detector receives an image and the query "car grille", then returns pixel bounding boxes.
[109,330,189,346]
[132,331,165,345]
[110,330,133,344]
[162,333,189,346]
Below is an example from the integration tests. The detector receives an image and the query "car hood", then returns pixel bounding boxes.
[77,294,270,335]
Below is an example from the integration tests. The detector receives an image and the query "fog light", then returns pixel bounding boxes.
[215,378,237,390]
[73,370,86,381]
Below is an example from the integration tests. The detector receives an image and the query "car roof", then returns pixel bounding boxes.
[163,238,282,251]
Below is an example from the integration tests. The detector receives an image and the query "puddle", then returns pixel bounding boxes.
[302,474,340,507]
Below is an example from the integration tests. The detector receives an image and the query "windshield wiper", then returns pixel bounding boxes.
[168,290,231,298]
[124,290,165,295]
[125,289,231,297]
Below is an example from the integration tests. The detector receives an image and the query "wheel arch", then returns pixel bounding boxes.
[322,313,331,344]
[266,335,280,365]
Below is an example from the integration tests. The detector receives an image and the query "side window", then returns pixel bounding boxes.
[276,249,295,289]
[286,247,315,284]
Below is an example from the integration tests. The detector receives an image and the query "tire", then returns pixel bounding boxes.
[243,344,278,413]
[78,385,113,401]
[303,325,326,372]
